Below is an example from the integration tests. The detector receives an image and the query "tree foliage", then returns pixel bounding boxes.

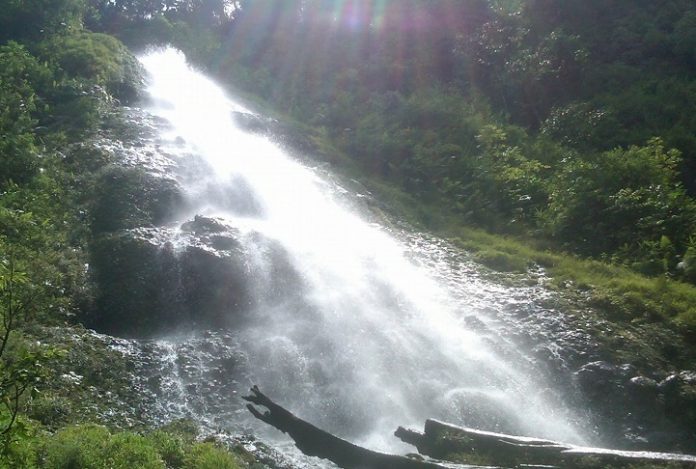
[3,0,695,280]
[153,0,696,281]
[0,0,143,456]
[0,43,50,187]
[541,139,696,257]
[0,0,86,43]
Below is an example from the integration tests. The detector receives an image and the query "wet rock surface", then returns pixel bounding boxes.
[84,107,304,338]
[403,233,696,452]
[573,361,696,450]
[30,325,309,468]
[88,218,303,337]
[78,95,696,460]
[91,165,184,234]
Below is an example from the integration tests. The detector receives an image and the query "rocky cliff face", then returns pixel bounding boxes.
[82,107,304,338]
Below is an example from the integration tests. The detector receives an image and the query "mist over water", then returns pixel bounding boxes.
[138,48,589,452]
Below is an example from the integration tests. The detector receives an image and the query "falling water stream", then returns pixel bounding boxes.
[126,48,592,459]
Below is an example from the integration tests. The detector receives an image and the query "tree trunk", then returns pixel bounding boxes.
[244,386,696,468]
[242,386,467,469]
[396,419,696,468]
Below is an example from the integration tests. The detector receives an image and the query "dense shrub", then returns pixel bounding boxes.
[0,43,50,186]
[41,425,112,468]
[37,424,242,469]
[41,425,164,469]
[0,0,85,42]
[38,31,143,103]
[540,139,696,257]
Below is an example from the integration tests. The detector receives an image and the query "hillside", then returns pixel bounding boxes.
[2,1,696,468]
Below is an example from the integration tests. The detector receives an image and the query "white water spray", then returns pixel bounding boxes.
[138,48,588,452]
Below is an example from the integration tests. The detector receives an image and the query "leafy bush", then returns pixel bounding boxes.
[0,0,85,42]
[41,424,113,468]
[0,43,51,187]
[673,10,696,64]
[27,396,73,429]
[39,31,143,103]
[147,431,186,468]
[103,433,164,469]
[41,425,165,469]
[541,102,621,151]
[540,139,696,257]
[37,424,243,469]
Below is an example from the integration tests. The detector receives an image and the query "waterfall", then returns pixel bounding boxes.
[135,48,589,453]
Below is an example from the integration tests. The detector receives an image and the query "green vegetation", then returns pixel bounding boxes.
[0,24,121,453]
[3,0,696,465]
[173,1,696,281]
[449,226,696,320]
[0,3,250,466]
[424,223,696,376]
[3,421,244,468]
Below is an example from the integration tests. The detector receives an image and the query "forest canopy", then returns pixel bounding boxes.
[3,0,696,280]
[133,0,696,281]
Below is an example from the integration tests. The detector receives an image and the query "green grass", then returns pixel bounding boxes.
[446,225,696,333]
[4,420,246,469]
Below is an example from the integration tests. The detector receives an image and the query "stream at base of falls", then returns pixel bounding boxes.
[78,47,691,466]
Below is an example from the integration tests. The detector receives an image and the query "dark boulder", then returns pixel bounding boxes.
[575,360,696,451]
[88,224,249,337]
[89,228,187,336]
[91,165,184,234]
[661,371,696,445]
[180,215,229,235]
[87,217,304,338]
[626,375,659,405]
[575,361,624,400]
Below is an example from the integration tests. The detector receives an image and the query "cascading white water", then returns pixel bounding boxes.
[138,48,589,452]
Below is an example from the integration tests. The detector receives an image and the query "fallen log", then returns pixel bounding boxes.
[396,419,696,468]
[244,386,696,468]
[242,386,481,469]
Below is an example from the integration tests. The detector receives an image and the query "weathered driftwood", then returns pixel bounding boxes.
[244,386,696,468]
[243,386,472,469]
[396,419,696,468]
